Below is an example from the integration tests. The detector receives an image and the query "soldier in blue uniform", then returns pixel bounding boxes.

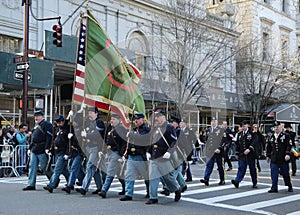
[44,115,70,193]
[61,110,85,194]
[231,121,257,189]
[98,113,127,198]
[266,121,293,193]
[145,109,181,205]
[23,110,53,191]
[221,121,234,171]
[200,117,226,186]
[75,106,105,195]
[120,113,150,201]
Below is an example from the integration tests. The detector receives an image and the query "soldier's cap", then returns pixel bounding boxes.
[88,106,99,113]
[111,113,121,119]
[240,120,249,126]
[284,123,292,128]
[273,121,281,127]
[211,117,217,121]
[134,113,145,119]
[181,117,187,123]
[154,109,166,116]
[169,116,181,124]
[54,115,65,123]
[34,110,44,116]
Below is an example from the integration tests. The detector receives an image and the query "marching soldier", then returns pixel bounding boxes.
[98,113,127,198]
[179,118,197,182]
[284,123,297,176]
[43,115,70,193]
[231,121,257,189]
[221,121,234,171]
[61,110,85,194]
[266,121,293,193]
[200,117,226,186]
[75,106,105,195]
[23,110,53,191]
[144,109,181,205]
[120,113,150,201]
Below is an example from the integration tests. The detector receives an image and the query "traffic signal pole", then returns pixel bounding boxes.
[21,0,61,123]
[22,0,30,124]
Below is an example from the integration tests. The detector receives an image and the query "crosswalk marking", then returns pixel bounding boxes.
[1,176,300,215]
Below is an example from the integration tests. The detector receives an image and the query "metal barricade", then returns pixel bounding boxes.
[14,145,29,176]
[0,143,19,177]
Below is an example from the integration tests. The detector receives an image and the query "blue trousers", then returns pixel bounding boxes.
[204,155,224,181]
[48,154,69,189]
[235,159,257,185]
[270,162,292,191]
[67,154,84,187]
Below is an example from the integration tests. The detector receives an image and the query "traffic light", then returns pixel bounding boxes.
[52,21,62,47]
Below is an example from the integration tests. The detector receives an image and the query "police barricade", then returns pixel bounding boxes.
[14,145,29,176]
[0,143,19,177]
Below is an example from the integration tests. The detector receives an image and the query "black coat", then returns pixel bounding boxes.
[266,132,291,164]
[235,129,256,161]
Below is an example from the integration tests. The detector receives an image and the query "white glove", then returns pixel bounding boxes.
[67,110,73,119]
[78,103,86,113]
[27,150,31,156]
[146,152,151,161]
[68,133,74,139]
[163,152,171,159]
[63,155,69,160]
[121,156,126,162]
[98,152,104,158]
[45,149,51,156]
[81,130,87,138]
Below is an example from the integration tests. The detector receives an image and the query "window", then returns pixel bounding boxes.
[0,35,21,54]
[281,39,288,69]
[282,0,287,13]
[262,32,269,62]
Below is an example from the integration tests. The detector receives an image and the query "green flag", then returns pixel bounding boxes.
[82,9,145,123]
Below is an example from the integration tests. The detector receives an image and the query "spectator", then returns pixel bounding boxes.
[16,123,31,175]
[1,144,12,177]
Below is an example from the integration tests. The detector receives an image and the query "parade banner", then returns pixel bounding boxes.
[73,9,145,125]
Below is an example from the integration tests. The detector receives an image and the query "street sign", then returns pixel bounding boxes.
[14,71,32,81]
[16,62,30,71]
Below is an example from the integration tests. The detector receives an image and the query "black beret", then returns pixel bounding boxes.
[240,120,248,126]
[111,113,121,119]
[273,121,280,126]
[88,106,99,113]
[54,115,65,122]
[284,123,292,129]
[134,113,145,119]
[34,110,44,116]
[154,109,166,116]
[169,116,180,124]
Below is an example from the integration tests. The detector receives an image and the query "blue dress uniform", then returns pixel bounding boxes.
[75,108,105,195]
[266,121,293,193]
[99,116,127,198]
[146,114,181,205]
[23,110,53,191]
[232,123,257,188]
[285,124,297,176]
[120,114,150,201]
[200,125,225,186]
[44,115,70,193]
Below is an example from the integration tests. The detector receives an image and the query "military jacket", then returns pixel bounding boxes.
[53,125,69,155]
[29,119,53,154]
[149,121,177,159]
[235,129,256,161]
[177,127,196,161]
[82,118,105,148]
[266,132,291,164]
[127,123,150,156]
[105,124,127,156]
[205,126,225,159]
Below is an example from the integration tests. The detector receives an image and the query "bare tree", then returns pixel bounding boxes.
[145,0,240,118]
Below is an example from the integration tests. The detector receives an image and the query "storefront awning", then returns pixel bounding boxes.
[276,104,300,123]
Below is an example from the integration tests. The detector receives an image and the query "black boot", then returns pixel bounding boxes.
[174,189,181,202]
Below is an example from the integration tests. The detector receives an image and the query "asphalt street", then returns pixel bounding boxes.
[1,159,300,215]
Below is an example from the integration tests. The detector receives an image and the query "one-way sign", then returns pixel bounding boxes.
[14,71,32,81]
[16,62,30,71]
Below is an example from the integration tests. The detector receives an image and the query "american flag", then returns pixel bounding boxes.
[73,22,87,104]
